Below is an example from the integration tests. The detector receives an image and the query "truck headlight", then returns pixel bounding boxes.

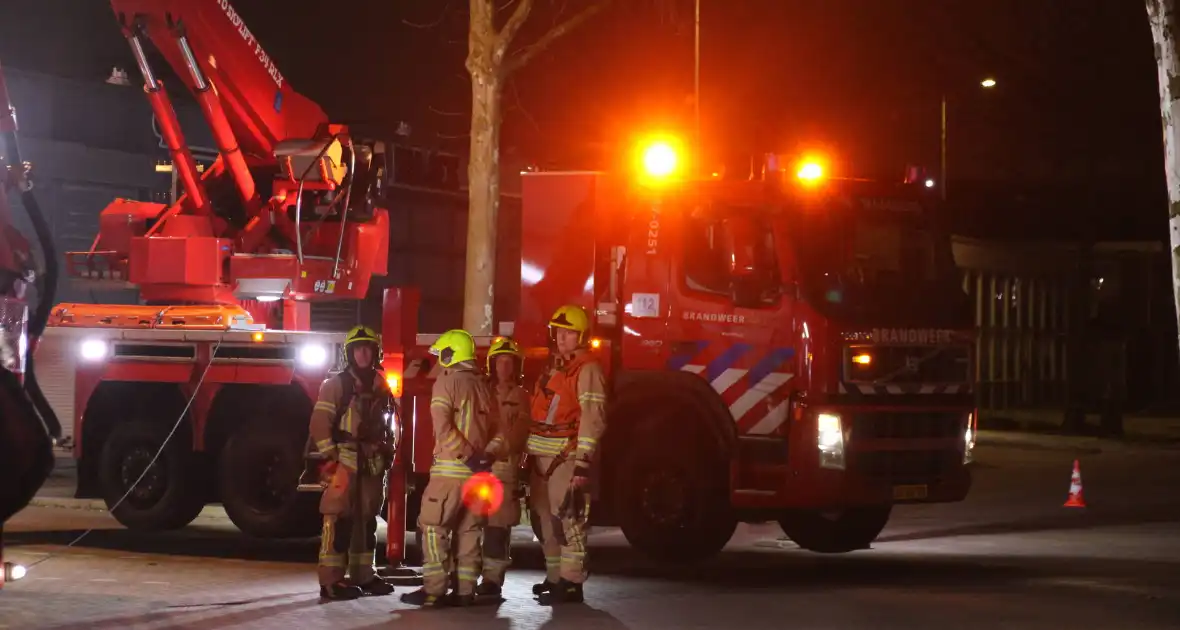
[4,562,27,581]
[298,343,328,368]
[964,412,977,464]
[79,339,109,361]
[817,412,845,470]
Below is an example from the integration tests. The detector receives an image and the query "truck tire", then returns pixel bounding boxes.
[777,506,892,554]
[99,421,206,531]
[618,425,736,563]
[218,428,321,538]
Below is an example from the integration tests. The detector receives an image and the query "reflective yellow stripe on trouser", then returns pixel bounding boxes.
[421,524,450,595]
[317,515,346,586]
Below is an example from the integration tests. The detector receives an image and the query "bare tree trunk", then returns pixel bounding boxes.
[1148,0,1180,357]
[462,69,502,336]
[459,0,609,335]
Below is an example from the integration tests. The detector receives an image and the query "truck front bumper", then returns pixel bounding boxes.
[776,405,975,510]
[778,455,972,509]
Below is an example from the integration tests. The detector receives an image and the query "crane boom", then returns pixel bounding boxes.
[111,0,330,161]
[62,0,389,314]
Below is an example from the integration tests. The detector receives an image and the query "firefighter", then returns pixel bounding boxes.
[400,329,505,608]
[527,304,607,604]
[309,325,397,601]
[475,336,531,601]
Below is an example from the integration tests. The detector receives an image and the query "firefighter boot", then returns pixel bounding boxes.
[399,588,450,609]
[357,576,395,596]
[320,580,364,601]
[538,579,584,605]
[532,579,557,596]
[475,579,503,602]
[449,591,476,607]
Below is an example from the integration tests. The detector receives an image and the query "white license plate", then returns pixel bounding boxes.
[893,484,929,501]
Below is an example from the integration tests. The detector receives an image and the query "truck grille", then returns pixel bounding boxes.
[851,450,958,483]
[845,344,970,385]
[849,411,965,440]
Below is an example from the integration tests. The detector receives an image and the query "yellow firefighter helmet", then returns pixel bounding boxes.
[430,329,477,368]
[548,304,590,344]
[343,325,382,365]
[486,336,523,375]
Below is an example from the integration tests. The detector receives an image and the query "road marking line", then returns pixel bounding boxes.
[32,577,62,581]
[89,579,116,582]
[142,581,170,585]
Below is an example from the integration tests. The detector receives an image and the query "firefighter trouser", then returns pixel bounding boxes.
[418,477,484,597]
[481,471,521,586]
[317,466,386,587]
[529,456,590,584]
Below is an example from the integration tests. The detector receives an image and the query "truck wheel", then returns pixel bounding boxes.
[618,427,736,563]
[218,428,321,538]
[98,422,205,531]
[777,506,892,554]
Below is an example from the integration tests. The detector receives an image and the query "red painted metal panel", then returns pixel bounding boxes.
[518,173,601,349]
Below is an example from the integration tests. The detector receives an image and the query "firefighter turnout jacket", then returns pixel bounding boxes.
[492,382,531,481]
[309,369,395,485]
[527,349,607,466]
[429,362,504,479]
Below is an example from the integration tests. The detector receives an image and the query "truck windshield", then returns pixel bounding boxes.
[786,199,968,324]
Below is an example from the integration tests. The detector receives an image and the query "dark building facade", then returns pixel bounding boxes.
[954,237,1174,413]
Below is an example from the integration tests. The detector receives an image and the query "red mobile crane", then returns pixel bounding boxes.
[34,0,404,546]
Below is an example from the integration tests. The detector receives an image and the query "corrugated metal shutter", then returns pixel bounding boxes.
[311,300,362,332]
[49,179,146,305]
[34,330,77,444]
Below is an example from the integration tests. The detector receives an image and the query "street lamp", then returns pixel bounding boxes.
[693,0,700,176]
[940,77,996,201]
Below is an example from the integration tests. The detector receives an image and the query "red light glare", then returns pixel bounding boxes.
[461,472,504,516]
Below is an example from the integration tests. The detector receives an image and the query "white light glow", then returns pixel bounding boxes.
[299,344,329,367]
[79,339,109,362]
[521,262,545,286]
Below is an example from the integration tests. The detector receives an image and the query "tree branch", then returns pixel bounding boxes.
[503,0,613,77]
[496,0,535,61]
[403,0,453,29]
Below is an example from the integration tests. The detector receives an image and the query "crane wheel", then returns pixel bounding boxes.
[98,421,205,531]
[218,427,320,538]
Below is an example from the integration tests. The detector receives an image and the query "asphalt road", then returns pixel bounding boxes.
[3,437,1179,629]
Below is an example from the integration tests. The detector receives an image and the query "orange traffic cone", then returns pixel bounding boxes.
[1064,459,1086,508]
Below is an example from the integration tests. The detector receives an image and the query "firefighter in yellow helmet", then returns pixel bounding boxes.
[527,304,607,604]
[474,336,531,601]
[308,325,397,600]
[400,329,505,608]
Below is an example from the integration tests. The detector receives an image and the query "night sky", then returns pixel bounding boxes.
[0,0,1167,240]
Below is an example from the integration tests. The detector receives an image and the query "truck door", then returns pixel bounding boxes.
[667,206,796,437]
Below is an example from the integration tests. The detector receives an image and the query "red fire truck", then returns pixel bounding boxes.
[11,0,977,572]
[396,144,978,560]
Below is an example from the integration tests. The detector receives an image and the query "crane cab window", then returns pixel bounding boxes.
[681,207,781,307]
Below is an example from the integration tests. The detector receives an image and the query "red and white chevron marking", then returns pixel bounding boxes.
[679,363,794,436]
